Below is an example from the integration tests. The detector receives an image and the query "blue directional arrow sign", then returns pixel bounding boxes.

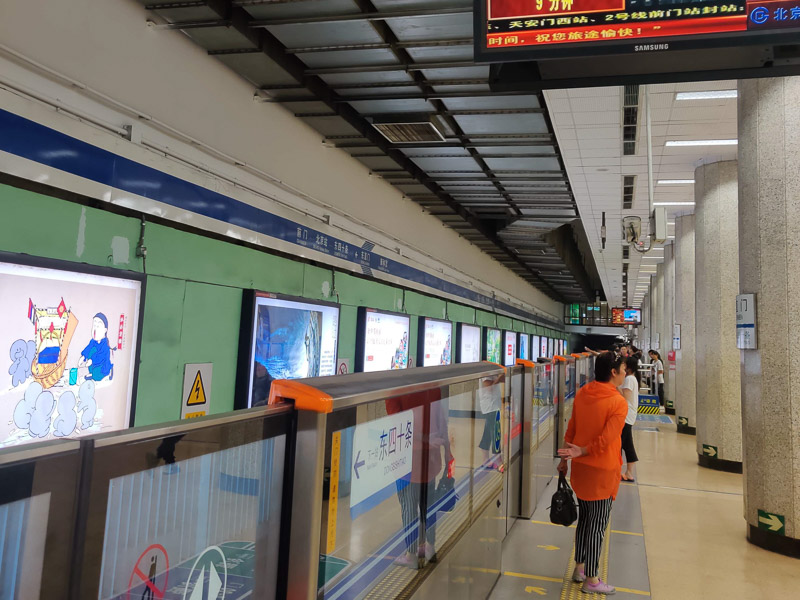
[354,451,365,479]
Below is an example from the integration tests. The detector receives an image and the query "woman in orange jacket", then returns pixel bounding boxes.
[558,352,628,595]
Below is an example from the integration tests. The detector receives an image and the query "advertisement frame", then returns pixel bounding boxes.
[416,317,454,367]
[235,290,341,409]
[455,322,482,364]
[483,326,502,364]
[0,250,146,431]
[518,332,530,360]
[354,306,411,373]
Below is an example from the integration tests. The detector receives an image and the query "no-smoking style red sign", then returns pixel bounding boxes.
[127,544,169,600]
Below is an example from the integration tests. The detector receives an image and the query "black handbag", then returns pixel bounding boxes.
[433,475,457,512]
[549,472,578,526]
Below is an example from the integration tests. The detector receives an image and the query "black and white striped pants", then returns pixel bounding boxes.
[397,480,436,554]
[575,497,613,578]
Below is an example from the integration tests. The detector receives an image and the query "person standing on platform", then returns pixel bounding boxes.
[558,352,628,595]
[648,350,665,407]
[620,356,640,482]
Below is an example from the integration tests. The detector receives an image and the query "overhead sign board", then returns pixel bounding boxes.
[475,0,800,60]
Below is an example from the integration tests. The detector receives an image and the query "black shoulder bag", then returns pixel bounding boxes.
[549,472,578,526]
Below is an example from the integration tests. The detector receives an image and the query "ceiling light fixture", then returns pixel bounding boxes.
[665,139,737,147]
[653,201,696,206]
[658,179,695,185]
[676,90,738,100]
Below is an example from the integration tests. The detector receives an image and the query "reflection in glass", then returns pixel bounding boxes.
[98,435,285,600]
[0,493,50,599]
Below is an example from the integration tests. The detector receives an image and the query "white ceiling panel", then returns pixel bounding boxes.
[544,80,737,307]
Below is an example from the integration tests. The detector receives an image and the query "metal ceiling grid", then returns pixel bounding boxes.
[140,0,597,302]
[545,80,737,307]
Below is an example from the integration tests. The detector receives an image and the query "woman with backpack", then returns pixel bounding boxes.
[558,352,628,595]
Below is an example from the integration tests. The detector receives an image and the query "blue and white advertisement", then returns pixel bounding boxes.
[519,334,529,360]
[350,409,414,518]
[248,296,339,407]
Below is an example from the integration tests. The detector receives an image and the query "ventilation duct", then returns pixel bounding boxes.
[622,175,636,209]
[622,85,640,156]
[371,113,446,143]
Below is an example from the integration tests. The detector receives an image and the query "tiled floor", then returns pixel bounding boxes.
[488,421,798,600]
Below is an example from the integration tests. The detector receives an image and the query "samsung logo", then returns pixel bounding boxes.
[635,43,669,52]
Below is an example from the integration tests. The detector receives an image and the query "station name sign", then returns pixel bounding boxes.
[475,0,800,60]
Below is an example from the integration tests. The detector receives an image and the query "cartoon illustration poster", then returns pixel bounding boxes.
[0,260,141,448]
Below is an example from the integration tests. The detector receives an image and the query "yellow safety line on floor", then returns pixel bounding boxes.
[556,521,651,599]
[611,529,644,537]
[531,519,576,528]
[503,571,564,584]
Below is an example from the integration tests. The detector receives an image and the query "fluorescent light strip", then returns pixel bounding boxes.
[657,179,695,185]
[666,139,737,147]
[676,90,737,100]
[654,202,696,206]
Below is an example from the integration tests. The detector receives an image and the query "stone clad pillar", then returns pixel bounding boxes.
[674,215,696,434]
[694,160,741,471]
[738,77,800,557]
[663,243,675,414]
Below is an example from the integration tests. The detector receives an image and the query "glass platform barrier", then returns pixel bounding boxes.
[555,355,578,455]
[269,362,507,600]
[0,404,295,600]
[0,439,83,599]
[516,359,559,520]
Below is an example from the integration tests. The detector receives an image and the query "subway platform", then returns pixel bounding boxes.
[489,417,797,600]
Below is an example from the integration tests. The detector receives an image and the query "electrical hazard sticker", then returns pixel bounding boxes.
[181,363,212,420]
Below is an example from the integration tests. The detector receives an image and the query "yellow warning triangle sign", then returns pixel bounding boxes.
[187,371,207,405]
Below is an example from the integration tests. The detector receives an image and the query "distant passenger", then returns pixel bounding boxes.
[648,350,665,407]
[558,352,627,595]
[620,356,640,482]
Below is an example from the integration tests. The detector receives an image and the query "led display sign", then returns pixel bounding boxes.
[476,0,800,60]
[612,307,642,325]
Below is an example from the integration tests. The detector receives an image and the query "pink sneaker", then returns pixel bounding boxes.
[572,565,586,583]
[582,579,615,595]
[393,552,419,569]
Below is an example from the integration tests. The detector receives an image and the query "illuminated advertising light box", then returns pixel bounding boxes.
[237,292,339,408]
[484,327,502,364]
[456,323,482,363]
[475,0,800,62]
[612,307,642,325]
[519,333,530,360]
[504,331,518,367]
[418,317,453,367]
[0,256,143,448]
[548,338,554,357]
[532,335,541,360]
[355,308,410,372]
[540,336,548,358]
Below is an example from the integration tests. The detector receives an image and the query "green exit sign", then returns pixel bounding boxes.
[757,510,785,536]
